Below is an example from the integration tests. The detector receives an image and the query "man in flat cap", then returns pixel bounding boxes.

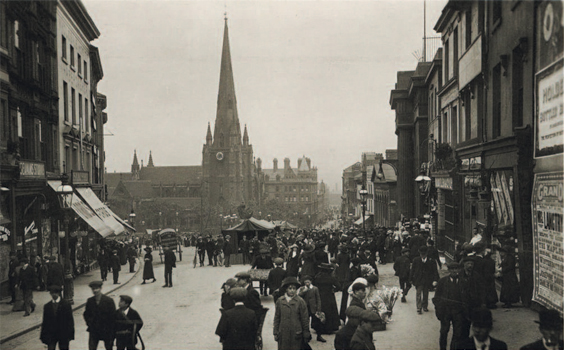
[433,262,466,350]
[163,247,176,288]
[40,285,74,350]
[114,295,143,350]
[110,250,121,285]
[83,281,116,350]
[349,310,383,350]
[456,307,507,350]
[215,287,258,350]
[459,255,486,340]
[235,272,262,313]
[267,257,287,301]
[520,309,563,350]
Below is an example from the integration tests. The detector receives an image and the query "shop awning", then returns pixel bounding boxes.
[76,188,124,235]
[354,215,373,226]
[111,212,136,232]
[48,181,114,238]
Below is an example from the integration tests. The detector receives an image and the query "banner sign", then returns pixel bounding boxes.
[535,58,563,158]
[532,172,564,313]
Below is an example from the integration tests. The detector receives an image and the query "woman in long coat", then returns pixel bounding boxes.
[499,247,520,307]
[142,247,156,284]
[314,263,342,334]
[273,277,311,350]
[300,245,317,279]
[286,245,301,277]
[334,245,351,285]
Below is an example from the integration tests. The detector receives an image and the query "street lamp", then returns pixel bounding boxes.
[159,212,162,229]
[258,211,262,220]
[359,186,369,237]
[129,209,136,228]
[219,213,224,231]
[56,173,74,304]
[176,211,179,232]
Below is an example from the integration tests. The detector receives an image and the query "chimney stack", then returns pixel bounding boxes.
[273,158,278,171]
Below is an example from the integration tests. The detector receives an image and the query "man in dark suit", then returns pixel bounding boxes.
[8,252,19,304]
[196,236,206,267]
[235,271,262,313]
[163,247,176,287]
[267,258,287,300]
[394,248,412,302]
[251,249,274,296]
[410,245,439,314]
[239,235,251,265]
[83,281,116,350]
[215,287,258,350]
[459,256,486,340]
[114,295,143,350]
[110,250,121,284]
[40,285,74,350]
[19,257,38,317]
[206,236,215,266]
[223,235,233,268]
[456,308,507,350]
[520,309,563,350]
[46,256,65,290]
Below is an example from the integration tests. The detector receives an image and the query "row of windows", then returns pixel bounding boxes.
[267,185,315,192]
[61,35,88,82]
[62,81,90,133]
[284,197,309,202]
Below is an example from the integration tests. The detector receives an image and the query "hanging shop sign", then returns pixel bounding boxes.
[19,161,45,179]
[531,171,564,313]
[535,58,563,158]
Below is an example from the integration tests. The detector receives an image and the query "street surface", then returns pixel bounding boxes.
[3,247,539,350]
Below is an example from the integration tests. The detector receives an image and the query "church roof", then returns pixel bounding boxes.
[139,166,202,185]
[105,172,130,194]
[121,181,154,199]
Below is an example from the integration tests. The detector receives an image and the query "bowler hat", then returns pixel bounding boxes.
[471,307,493,328]
[302,244,314,253]
[120,295,133,305]
[419,245,429,254]
[461,255,476,263]
[222,278,238,289]
[274,257,284,265]
[535,309,563,330]
[318,263,334,271]
[401,247,410,254]
[89,280,103,288]
[48,285,62,293]
[351,257,362,265]
[229,287,248,302]
[280,276,301,290]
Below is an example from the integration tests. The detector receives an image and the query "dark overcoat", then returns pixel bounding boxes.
[114,307,143,348]
[500,254,520,304]
[267,267,287,294]
[83,294,116,340]
[410,257,439,288]
[46,262,64,287]
[456,336,508,350]
[143,252,155,280]
[215,304,257,350]
[286,252,301,277]
[40,298,75,344]
[335,252,351,284]
[244,283,262,312]
[314,272,342,333]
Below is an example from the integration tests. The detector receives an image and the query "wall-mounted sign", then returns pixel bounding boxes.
[532,171,563,313]
[19,161,45,179]
[435,177,453,190]
[461,156,482,171]
[71,170,90,185]
[535,58,563,158]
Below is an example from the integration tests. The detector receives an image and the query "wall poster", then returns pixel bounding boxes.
[532,172,564,313]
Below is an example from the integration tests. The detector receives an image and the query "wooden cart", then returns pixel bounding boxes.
[155,228,183,263]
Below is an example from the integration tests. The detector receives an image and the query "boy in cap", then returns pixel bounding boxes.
[215,287,258,350]
[298,275,324,342]
[235,271,262,313]
[520,309,563,350]
[410,245,439,314]
[40,285,75,349]
[114,295,143,350]
[349,310,383,350]
[267,257,287,301]
[393,248,412,303]
[433,262,466,350]
[334,305,365,350]
[84,281,116,350]
[221,278,238,310]
[456,307,507,350]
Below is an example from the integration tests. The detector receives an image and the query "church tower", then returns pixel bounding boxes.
[202,17,254,210]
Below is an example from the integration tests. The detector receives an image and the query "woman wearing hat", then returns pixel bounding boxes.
[141,247,156,284]
[300,244,316,280]
[335,245,351,286]
[286,245,301,277]
[314,263,342,335]
[498,247,520,308]
[273,276,311,350]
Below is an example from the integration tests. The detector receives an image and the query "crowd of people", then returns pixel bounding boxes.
[212,223,563,350]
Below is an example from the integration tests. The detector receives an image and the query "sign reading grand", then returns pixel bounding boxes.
[532,172,564,313]
[535,58,563,158]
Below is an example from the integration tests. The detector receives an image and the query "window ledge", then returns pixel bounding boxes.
[70,65,76,72]
[62,57,68,65]
[78,73,82,79]
[84,79,88,85]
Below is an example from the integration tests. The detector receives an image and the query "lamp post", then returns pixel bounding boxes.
[219,214,223,231]
[159,211,162,229]
[359,187,369,237]
[176,211,179,233]
[258,211,262,220]
[56,173,74,304]
[129,209,136,228]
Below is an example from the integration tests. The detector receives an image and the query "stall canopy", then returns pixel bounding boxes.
[225,217,275,231]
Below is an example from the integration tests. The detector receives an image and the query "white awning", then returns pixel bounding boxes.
[354,217,364,225]
[48,181,114,238]
[76,188,124,235]
[112,212,136,232]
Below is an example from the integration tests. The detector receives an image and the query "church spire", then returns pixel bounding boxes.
[243,124,249,145]
[206,122,213,145]
[213,18,241,147]
[147,151,154,168]
[131,150,140,180]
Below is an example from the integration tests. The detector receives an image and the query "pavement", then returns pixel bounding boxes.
[0,258,141,345]
[0,248,544,350]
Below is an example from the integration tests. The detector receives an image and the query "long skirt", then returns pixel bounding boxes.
[500,271,520,304]
[143,260,155,280]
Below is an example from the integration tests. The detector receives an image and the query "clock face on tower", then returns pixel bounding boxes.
[216,152,224,161]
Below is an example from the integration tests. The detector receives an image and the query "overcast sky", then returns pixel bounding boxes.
[83,0,447,193]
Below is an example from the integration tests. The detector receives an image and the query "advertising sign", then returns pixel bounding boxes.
[532,172,564,313]
[535,58,563,158]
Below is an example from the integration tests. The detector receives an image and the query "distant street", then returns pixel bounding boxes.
[2,247,539,350]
